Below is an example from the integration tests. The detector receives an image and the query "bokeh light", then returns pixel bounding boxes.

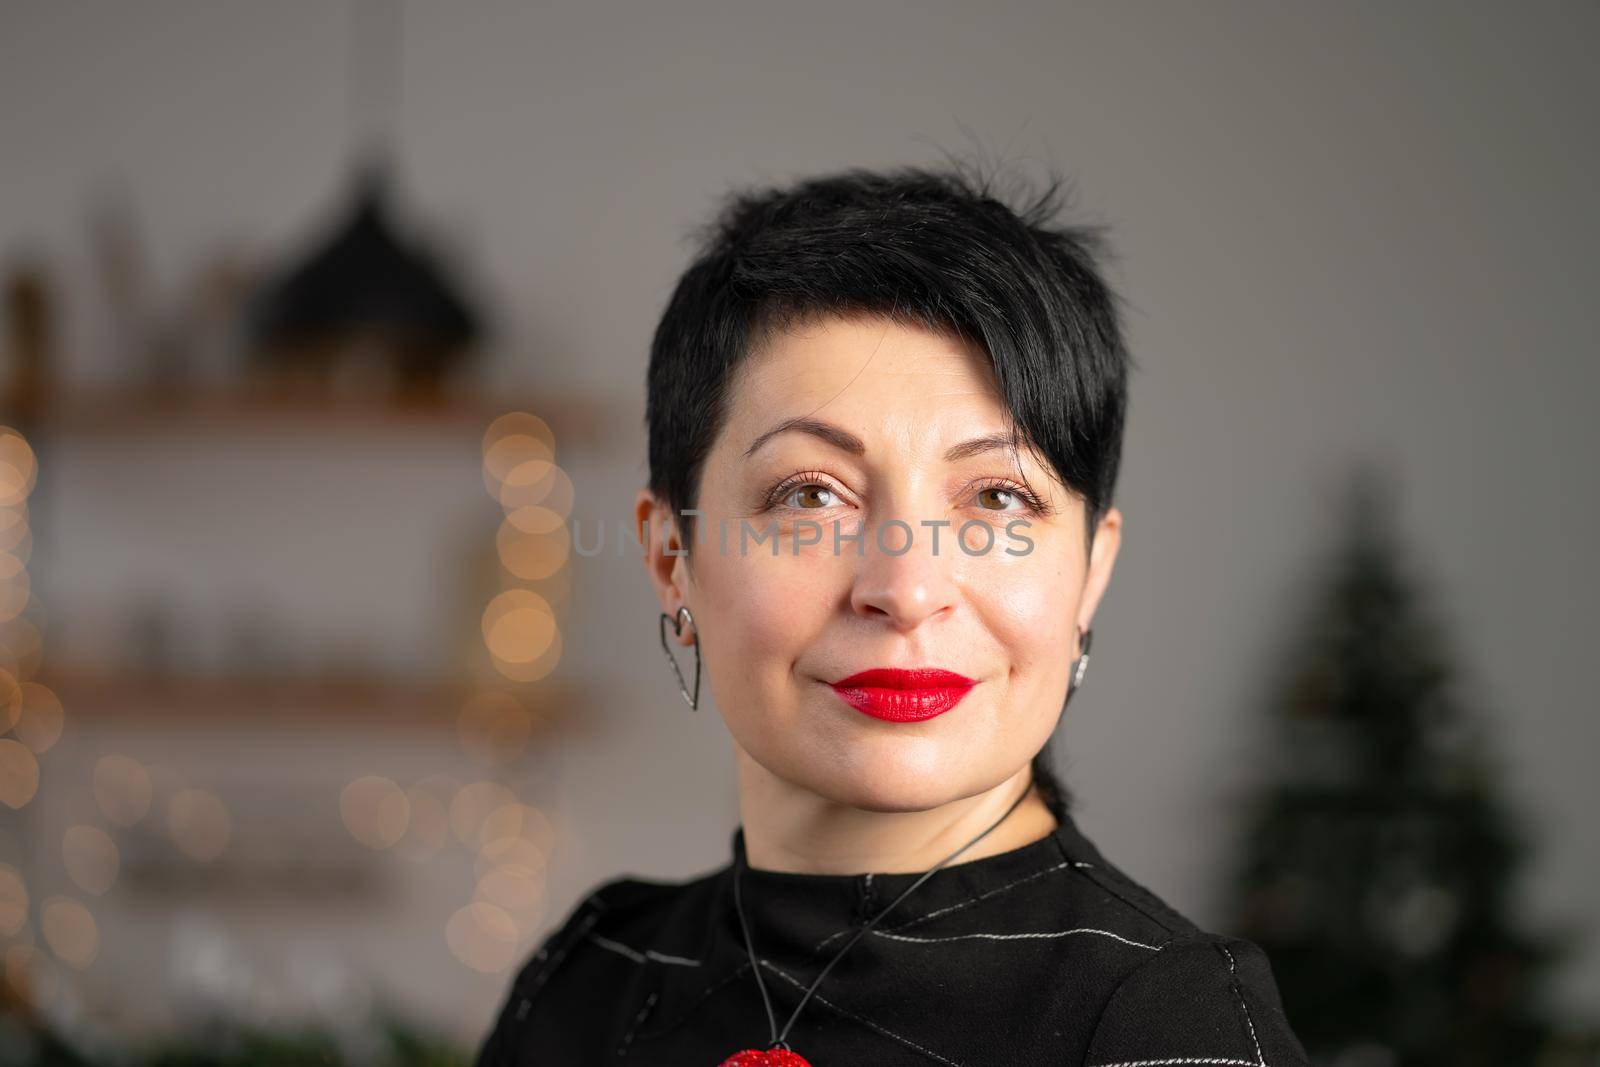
[0,553,30,622]
[0,525,31,568]
[0,618,42,683]
[10,681,63,753]
[445,901,519,973]
[0,428,38,508]
[473,863,547,935]
[62,825,120,895]
[478,802,556,856]
[93,755,153,827]
[40,896,98,968]
[482,413,554,497]
[340,775,411,851]
[0,502,27,553]
[488,625,562,683]
[448,781,517,849]
[481,589,557,664]
[473,835,547,883]
[166,788,232,862]
[0,738,40,809]
[496,458,574,517]
[496,505,570,581]
[482,586,563,684]
[391,784,450,862]
[4,943,58,1010]
[0,670,20,732]
[0,862,27,935]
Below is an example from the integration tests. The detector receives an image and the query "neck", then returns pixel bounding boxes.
[735,752,1060,875]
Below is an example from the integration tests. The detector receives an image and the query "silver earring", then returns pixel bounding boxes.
[658,606,702,711]
[1066,626,1093,701]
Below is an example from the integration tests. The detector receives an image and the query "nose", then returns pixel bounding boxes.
[848,518,961,632]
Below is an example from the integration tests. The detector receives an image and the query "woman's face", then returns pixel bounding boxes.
[638,314,1121,813]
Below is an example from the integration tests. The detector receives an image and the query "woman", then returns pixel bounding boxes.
[474,165,1310,1065]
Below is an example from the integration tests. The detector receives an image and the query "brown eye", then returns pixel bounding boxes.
[786,484,835,509]
[976,486,1017,511]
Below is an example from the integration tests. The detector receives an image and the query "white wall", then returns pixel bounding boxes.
[2,0,1595,1036]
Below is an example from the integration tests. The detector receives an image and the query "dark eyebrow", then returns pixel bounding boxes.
[743,418,1020,465]
[941,431,1020,463]
[743,416,866,459]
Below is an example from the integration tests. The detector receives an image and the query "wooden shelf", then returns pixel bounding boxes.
[0,383,622,449]
[33,661,599,735]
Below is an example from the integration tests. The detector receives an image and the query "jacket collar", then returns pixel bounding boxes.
[636,810,1107,1043]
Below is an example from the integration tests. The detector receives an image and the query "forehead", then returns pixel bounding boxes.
[726,314,1006,430]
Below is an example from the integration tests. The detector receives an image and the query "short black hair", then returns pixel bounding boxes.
[644,162,1138,820]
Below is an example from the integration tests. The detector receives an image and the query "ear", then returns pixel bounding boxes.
[634,487,695,645]
[1074,505,1123,653]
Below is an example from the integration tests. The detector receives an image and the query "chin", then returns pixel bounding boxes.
[801,753,983,814]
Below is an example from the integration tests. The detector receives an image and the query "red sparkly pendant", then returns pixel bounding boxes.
[718,1049,813,1066]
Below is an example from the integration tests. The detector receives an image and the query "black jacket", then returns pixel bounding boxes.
[473,810,1310,1065]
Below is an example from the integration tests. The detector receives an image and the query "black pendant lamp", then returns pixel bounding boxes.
[244,0,483,402]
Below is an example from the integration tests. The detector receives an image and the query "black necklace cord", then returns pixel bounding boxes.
[731,843,783,1047]
[734,771,1038,1050]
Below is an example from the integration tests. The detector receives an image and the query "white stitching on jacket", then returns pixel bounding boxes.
[809,857,1085,953]
[759,959,965,1067]
[615,989,660,1057]
[870,926,1163,951]
[587,932,702,966]
[1218,943,1266,1066]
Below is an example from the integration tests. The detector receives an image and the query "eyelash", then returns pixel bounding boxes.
[763,470,1050,515]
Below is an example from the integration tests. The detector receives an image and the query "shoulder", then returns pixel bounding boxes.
[1047,821,1309,1065]
[498,869,708,999]
[1083,932,1310,1067]
[470,870,714,1067]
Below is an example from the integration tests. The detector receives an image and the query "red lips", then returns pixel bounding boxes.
[827,667,977,723]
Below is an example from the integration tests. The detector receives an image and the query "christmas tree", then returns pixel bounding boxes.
[1222,462,1580,1066]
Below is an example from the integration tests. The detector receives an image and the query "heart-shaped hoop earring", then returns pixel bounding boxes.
[658,606,702,711]
[1065,626,1093,703]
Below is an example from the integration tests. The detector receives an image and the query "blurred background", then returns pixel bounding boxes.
[0,2,1595,1064]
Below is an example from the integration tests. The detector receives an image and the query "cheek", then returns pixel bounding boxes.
[964,543,1081,679]
[696,549,842,688]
